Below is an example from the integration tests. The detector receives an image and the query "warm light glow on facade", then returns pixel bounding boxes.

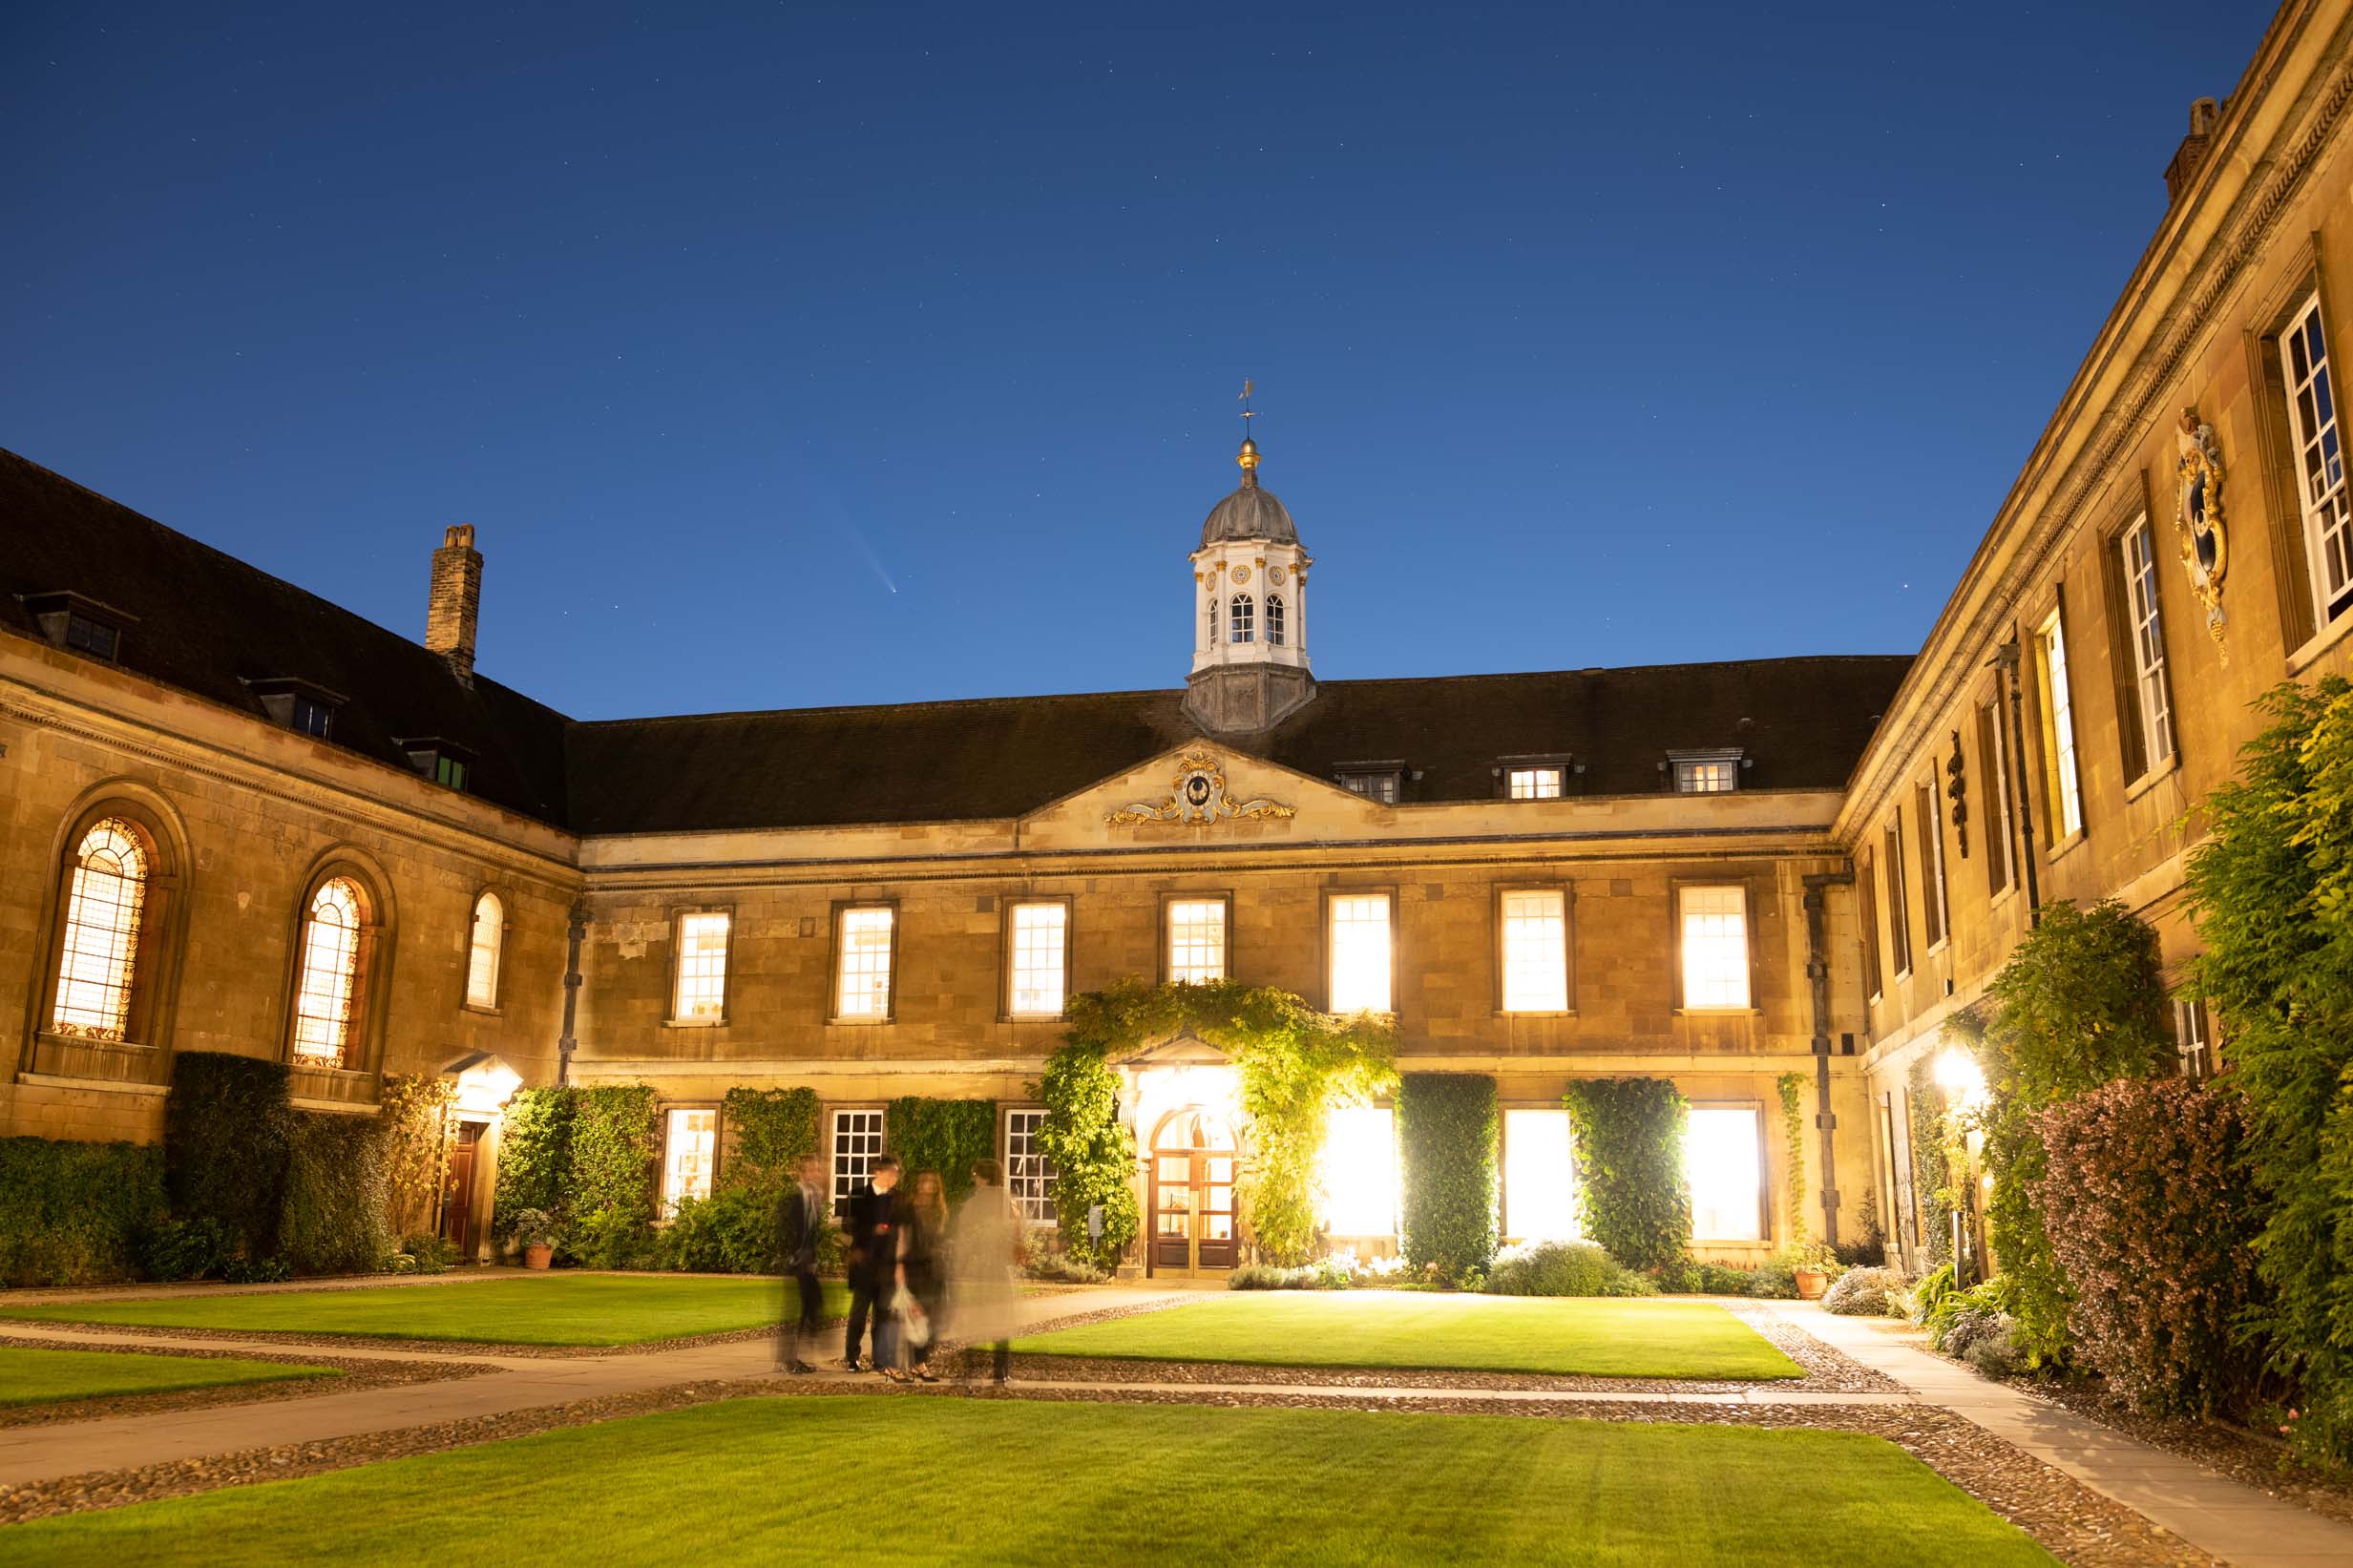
[835,907,893,1017]
[1678,885,1750,1009]
[1327,893,1392,1013]
[1166,900,1227,984]
[1008,902,1067,1017]
[662,1107,716,1215]
[674,910,731,1020]
[1503,1107,1580,1241]
[1320,1104,1397,1236]
[1500,889,1566,1012]
[1686,1105,1763,1241]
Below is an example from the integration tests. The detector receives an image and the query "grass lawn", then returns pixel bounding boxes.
[0,1276,852,1348]
[1011,1292,1803,1379]
[0,1345,334,1407]
[0,1397,2051,1566]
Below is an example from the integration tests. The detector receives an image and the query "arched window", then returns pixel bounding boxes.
[1207,596,1219,649]
[292,877,368,1067]
[1229,594,1255,644]
[51,819,151,1040]
[1266,594,1286,647]
[465,891,503,1010]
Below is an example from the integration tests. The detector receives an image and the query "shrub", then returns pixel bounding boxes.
[1560,1078,1690,1271]
[0,1137,165,1286]
[398,1232,458,1275]
[568,1087,659,1223]
[1036,1044,1140,1269]
[136,1215,235,1284]
[717,1087,820,1201]
[378,1074,456,1238]
[1396,1074,1499,1282]
[657,1187,779,1274]
[1743,1262,1799,1300]
[223,1255,292,1286]
[1227,1262,1349,1290]
[1675,1262,1758,1296]
[166,1051,294,1260]
[1906,1058,1957,1267]
[1932,1284,2023,1378]
[1022,1251,1109,1285]
[1484,1240,1635,1297]
[278,1113,393,1277]
[1822,1265,1907,1317]
[492,1087,575,1239]
[565,1205,657,1270]
[1908,1262,1956,1322]
[2036,1077,2263,1416]
[886,1098,998,1207]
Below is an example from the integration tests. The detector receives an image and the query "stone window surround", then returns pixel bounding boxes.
[829,899,901,1024]
[999,895,1074,1023]
[1319,885,1398,1015]
[278,847,394,1080]
[663,903,736,1028]
[460,883,514,1016]
[1490,881,1574,1016]
[1158,890,1233,987]
[1668,876,1760,1017]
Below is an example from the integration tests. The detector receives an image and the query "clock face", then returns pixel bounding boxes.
[1267,565,1286,585]
[1229,565,1250,584]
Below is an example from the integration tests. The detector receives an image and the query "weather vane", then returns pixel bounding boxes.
[1239,378,1255,435]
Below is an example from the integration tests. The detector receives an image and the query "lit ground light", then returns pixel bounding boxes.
[0,1346,335,1408]
[0,1396,2052,1567]
[1011,1293,1804,1379]
[0,1277,851,1348]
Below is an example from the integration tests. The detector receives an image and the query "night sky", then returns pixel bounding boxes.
[2,3,2263,720]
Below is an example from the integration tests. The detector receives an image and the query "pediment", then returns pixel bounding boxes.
[1018,742,1383,847]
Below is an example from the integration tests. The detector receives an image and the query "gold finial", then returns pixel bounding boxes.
[1237,379,1260,486]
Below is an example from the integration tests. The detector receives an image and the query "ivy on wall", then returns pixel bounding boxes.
[279,1113,392,1276]
[489,1082,659,1265]
[165,1051,295,1261]
[1775,1072,1808,1247]
[1036,1042,1138,1268]
[492,1086,576,1241]
[886,1097,998,1205]
[718,1086,821,1200]
[379,1074,456,1238]
[1560,1077,1690,1271]
[1395,1074,1499,1281]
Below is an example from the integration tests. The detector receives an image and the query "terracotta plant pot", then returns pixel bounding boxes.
[1794,1267,1828,1301]
[523,1244,553,1270]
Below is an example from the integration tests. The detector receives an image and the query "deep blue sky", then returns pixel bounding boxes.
[3,2,2266,719]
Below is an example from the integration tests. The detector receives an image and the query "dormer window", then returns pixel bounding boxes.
[1668,747,1745,793]
[399,738,475,793]
[1336,764,1403,805]
[1494,754,1576,800]
[20,591,136,663]
[244,678,347,741]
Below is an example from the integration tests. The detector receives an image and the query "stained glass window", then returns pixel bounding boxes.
[292,878,366,1066]
[51,820,149,1040]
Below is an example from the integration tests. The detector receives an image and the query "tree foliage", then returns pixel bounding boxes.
[1976,899,2174,1367]
[1396,1074,1499,1280]
[2185,677,2353,1463]
[1561,1077,1690,1271]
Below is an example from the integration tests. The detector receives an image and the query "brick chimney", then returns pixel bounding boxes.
[2164,96,2222,204]
[425,525,482,687]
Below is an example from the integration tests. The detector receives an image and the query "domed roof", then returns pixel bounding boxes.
[1200,482,1297,549]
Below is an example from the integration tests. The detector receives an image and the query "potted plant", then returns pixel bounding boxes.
[1789,1242,1838,1302]
[508,1208,558,1270]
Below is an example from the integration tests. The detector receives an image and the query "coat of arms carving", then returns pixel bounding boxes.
[1106,750,1294,826]
[2174,406,2228,659]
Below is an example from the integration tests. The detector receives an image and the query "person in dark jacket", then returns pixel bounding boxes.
[891,1169,950,1383]
[841,1155,903,1372]
[775,1153,829,1374]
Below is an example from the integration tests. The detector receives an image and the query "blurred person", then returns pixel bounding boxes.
[949,1158,1021,1388]
[842,1155,903,1373]
[892,1169,950,1382]
[775,1152,829,1374]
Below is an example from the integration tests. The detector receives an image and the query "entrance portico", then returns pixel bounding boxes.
[1115,1034,1247,1279]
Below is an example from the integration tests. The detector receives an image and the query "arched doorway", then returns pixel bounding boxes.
[1150,1106,1238,1275]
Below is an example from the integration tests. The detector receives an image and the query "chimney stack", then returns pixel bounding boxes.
[2164,96,2222,204]
[426,525,482,687]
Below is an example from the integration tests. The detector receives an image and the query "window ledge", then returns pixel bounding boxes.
[1673,1007,1761,1018]
[2046,828,2089,866]
[460,1002,502,1019]
[1006,1013,1067,1025]
[2285,606,2353,676]
[2122,754,2182,804]
[1494,1010,1579,1020]
[16,1070,169,1098]
[829,1016,893,1027]
[663,1017,727,1029]
[1924,938,1949,959]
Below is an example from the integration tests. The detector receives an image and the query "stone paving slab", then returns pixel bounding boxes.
[1763,1301,2353,1568]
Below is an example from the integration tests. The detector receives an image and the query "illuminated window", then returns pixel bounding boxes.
[1327,893,1393,1013]
[672,910,730,1021]
[661,1108,717,1216]
[1338,770,1399,804]
[1229,594,1254,644]
[1166,899,1227,984]
[1687,1106,1763,1241]
[1321,1105,1397,1236]
[835,906,895,1018]
[1504,1108,1580,1241]
[1506,767,1563,800]
[1266,593,1286,646]
[2174,998,2215,1083]
[1673,759,1736,793]
[291,877,367,1066]
[1679,885,1750,1010]
[1500,889,1567,1012]
[830,1108,886,1205]
[2281,293,2353,624]
[464,892,502,1010]
[50,819,150,1040]
[1005,1107,1058,1224]
[1008,902,1068,1018]
[2121,518,2175,771]
[2037,609,2083,839]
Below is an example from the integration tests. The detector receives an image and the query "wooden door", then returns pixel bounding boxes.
[1148,1109,1237,1274]
[441,1120,484,1259]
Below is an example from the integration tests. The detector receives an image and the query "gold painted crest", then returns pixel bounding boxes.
[2174,406,2228,659]
[1106,750,1295,826]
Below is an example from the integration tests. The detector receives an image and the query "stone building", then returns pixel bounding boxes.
[7,0,2351,1277]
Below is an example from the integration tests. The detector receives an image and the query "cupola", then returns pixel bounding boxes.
[1184,393,1316,735]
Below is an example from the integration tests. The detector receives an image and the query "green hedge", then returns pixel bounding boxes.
[887,1097,997,1205]
[165,1051,294,1260]
[1561,1077,1690,1271]
[0,1137,165,1286]
[279,1113,394,1276]
[1397,1074,1498,1280]
[718,1086,820,1200]
[492,1086,575,1239]
[487,1083,659,1265]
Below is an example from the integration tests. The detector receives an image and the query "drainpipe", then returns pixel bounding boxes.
[557,898,587,1087]
[1801,872,1848,1248]
[1991,640,2043,924]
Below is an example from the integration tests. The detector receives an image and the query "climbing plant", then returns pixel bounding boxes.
[1775,1072,1808,1248]
[886,1097,998,1205]
[379,1073,457,1238]
[717,1086,820,1201]
[1396,1073,1499,1281]
[1046,978,1398,1268]
[1560,1077,1689,1271]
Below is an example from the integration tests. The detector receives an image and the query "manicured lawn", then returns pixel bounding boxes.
[1012,1292,1804,1379]
[0,1397,2050,1566]
[0,1276,852,1348]
[0,1345,334,1407]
